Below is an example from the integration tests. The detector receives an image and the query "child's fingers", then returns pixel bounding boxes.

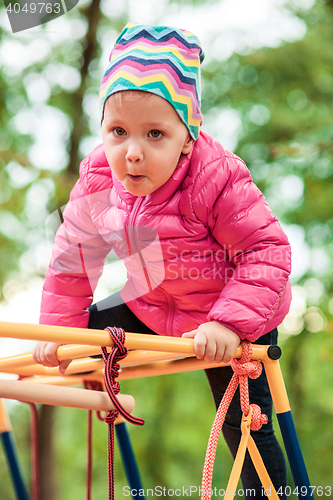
[201,335,219,363]
[213,343,225,364]
[183,330,209,359]
[182,330,196,338]
[33,342,61,367]
[32,342,50,365]
[32,342,41,364]
[192,329,208,360]
[184,328,218,361]
[59,359,72,375]
[222,340,240,364]
[43,342,61,367]
[32,341,72,372]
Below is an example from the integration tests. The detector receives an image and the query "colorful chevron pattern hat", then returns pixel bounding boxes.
[100,22,204,140]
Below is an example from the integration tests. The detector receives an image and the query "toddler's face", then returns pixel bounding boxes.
[101,91,193,196]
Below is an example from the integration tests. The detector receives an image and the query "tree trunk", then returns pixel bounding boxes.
[67,0,102,175]
[38,405,56,500]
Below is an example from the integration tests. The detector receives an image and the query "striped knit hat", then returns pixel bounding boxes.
[100,22,204,140]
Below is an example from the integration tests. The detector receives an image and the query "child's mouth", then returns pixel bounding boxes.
[128,174,145,183]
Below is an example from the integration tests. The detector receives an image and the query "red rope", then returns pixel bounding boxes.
[201,341,268,500]
[101,326,144,500]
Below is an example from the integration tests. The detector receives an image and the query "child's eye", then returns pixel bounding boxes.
[113,127,126,136]
[149,130,162,139]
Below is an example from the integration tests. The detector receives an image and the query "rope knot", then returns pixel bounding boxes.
[100,326,144,500]
[230,358,262,380]
[230,341,262,380]
[102,326,144,426]
[249,404,268,431]
[106,326,128,360]
[104,410,118,426]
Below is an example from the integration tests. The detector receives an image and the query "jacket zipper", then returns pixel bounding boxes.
[125,197,153,293]
[125,198,175,335]
[161,288,175,337]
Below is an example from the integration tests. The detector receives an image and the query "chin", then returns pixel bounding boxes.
[125,184,153,197]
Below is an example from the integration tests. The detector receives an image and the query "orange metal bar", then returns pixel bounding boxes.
[0,321,274,360]
[18,372,105,386]
[0,353,35,370]
[1,358,104,377]
[247,435,280,499]
[0,321,195,353]
[118,357,229,380]
[0,348,192,375]
[5,355,233,380]
[18,375,87,386]
[1,354,223,379]
[263,358,291,414]
[57,344,104,359]
[0,321,111,346]
[0,399,12,433]
[224,408,253,498]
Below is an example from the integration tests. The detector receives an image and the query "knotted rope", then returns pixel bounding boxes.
[201,340,267,500]
[99,326,144,500]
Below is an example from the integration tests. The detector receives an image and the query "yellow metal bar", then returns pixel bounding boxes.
[122,350,192,365]
[0,322,270,359]
[0,347,104,371]
[19,375,86,385]
[0,321,195,353]
[0,399,12,433]
[1,357,104,377]
[1,355,218,379]
[0,348,271,381]
[224,408,252,498]
[263,359,291,414]
[18,372,105,386]
[247,435,280,499]
[118,357,230,380]
[0,321,110,346]
[56,345,190,363]
[1,356,222,380]
[57,344,104,359]
[0,351,193,377]
[0,353,35,370]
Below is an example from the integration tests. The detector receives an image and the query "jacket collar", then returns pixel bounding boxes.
[112,145,195,206]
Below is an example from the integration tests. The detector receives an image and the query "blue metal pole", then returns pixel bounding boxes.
[265,351,312,500]
[277,411,312,500]
[115,419,145,500]
[0,400,30,500]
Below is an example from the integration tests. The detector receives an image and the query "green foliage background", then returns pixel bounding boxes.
[1,0,333,498]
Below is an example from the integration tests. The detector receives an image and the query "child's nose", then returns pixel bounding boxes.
[126,142,144,163]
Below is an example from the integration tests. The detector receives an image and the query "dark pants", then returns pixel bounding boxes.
[88,292,287,499]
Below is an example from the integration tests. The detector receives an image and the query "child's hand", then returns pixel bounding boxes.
[32,342,71,375]
[182,321,241,363]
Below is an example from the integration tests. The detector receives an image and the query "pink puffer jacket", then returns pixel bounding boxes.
[40,131,291,341]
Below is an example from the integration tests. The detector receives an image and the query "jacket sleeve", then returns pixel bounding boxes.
[198,154,291,341]
[39,156,113,327]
